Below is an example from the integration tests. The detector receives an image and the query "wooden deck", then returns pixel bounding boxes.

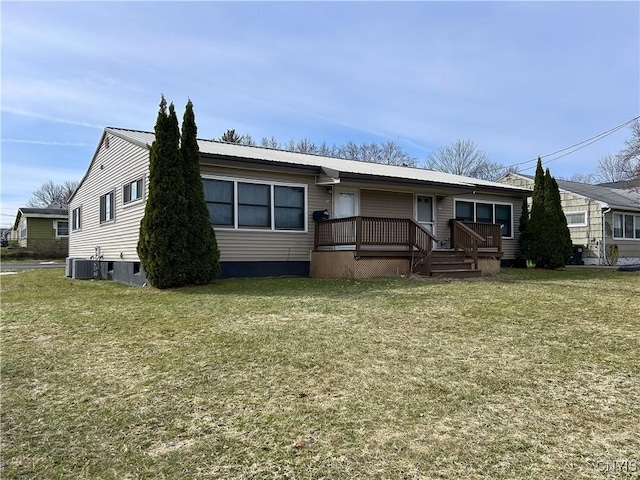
[314,216,503,278]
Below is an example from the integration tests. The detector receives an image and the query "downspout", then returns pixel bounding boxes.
[601,207,612,265]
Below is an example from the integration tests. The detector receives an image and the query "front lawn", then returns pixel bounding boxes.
[1,268,638,479]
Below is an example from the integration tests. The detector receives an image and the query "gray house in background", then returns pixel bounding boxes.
[499,172,640,266]
[68,127,530,285]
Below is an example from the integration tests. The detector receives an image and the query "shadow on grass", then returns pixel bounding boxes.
[168,266,636,298]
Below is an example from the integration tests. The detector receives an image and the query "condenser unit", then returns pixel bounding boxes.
[72,259,95,280]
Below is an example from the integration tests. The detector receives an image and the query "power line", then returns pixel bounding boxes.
[503,115,640,174]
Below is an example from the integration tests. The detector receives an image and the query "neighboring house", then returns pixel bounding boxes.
[9,207,69,254]
[499,172,640,266]
[68,127,530,285]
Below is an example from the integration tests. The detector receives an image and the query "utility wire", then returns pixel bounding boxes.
[498,115,640,174]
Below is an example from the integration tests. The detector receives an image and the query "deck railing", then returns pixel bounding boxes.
[449,220,503,269]
[315,216,438,273]
[314,216,437,258]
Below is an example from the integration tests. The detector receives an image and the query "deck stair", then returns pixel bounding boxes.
[414,250,482,278]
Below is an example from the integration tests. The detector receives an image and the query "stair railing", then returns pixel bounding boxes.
[449,220,486,270]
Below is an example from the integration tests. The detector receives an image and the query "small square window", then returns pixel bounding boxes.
[123,179,143,204]
[56,221,69,237]
[100,191,115,223]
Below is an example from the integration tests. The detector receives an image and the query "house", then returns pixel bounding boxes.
[499,172,640,266]
[68,127,531,285]
[9,207,69,255]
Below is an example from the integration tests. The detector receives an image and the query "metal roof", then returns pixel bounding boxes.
[105,127,530,194]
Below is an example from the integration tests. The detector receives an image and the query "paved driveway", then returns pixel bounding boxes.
[0,261,65,272]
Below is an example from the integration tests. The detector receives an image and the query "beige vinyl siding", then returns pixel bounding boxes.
[605,211,640,258]
[200,165,331,262]
[437,194,522,260]
[561,195,603,260]
[359,189,413,218]
[69,133,149,261]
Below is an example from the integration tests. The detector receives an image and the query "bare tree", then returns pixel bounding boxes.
[316,141,340,157]
[222,131,418,166]
[295,138,317,154]
[591,120,640,183]
[425,139,507,181]
[260,136,281,149]
[593,154,630,183]
[617,119,640,178]
[568,172,595,184]
[27,180,78,208]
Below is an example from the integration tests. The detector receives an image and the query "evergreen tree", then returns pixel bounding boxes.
[138,97,189,288]
[220,129,242,143]
[520,158,572,269]
[181,99,221,284]
[521,159,546,265]
[542,171,573,268]
[518,197,530,258]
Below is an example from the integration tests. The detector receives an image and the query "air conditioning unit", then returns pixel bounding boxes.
[65,257,75,277]
[72,259,95,280]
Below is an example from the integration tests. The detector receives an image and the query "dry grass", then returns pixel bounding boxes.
[1,268,639,479]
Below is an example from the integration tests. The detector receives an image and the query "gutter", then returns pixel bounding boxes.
[601,207,612,265]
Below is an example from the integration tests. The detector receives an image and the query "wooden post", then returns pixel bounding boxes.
[314,221,320,250]
[355,216,362,250]
[408,220,415,251]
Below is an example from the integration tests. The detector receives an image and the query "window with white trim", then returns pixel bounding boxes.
[123,178,143,204]
[55,220,69,237]
[100,191,115,223]
[454,200,513,237]
[565,211,587,227]
[202,177,306,231]
[19,219,27,239]
[613,213,640,239]
[72,207,81,230]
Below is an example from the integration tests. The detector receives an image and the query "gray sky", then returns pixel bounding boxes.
[1,1,639,228]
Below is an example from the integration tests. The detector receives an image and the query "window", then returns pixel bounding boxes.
[202,177,306,231]
[565,212,587,227]
[100,191,115,223]
[495,205,512,237]
[238,182,271,228]
[476,203,494,223]
[613,213,640,239]
[203,179,234,226]
[274,186,305,230]
[454,199,513,238]
[624,215,634,239]
[123,178,143,204]
[72,207,81,230]
[455,201,474,222]
[55,221,69,237]
[19,219,27,239]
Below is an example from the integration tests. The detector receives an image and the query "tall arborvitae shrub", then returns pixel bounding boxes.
[181,99,220,283]
[543,172,573,268]
[517,197,530,263]
[525,159,548,267]
[138,97,189,288]
[520,158,572,269]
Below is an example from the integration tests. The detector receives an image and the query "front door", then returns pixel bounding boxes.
[333,187,358,250]
[416,195,434,234]
[335,188,358,218]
